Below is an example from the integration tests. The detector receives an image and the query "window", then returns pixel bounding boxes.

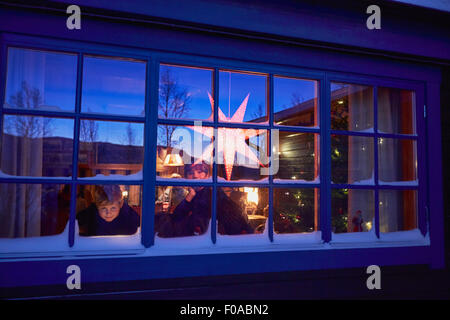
[0,48,146,241]
[330,82,419,238]
[0,46,424,253]
[154,64,321,243]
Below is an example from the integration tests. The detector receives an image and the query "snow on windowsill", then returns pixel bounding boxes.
[378,180,418,186]
[156,176,212,183]
[79,170,143,181]
[0,224,70,255]
[331,230,378,243]
[273,177,320,184]
[217,177,269,184]
[272,231,322,245]
[0,169,71,180]
[379,229,425,242]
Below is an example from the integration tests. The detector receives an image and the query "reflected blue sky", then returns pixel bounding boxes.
[5,48,77,111]
[80,120,144,146]
[159,65,213,120]
[274,76,317,113]
[82,56,146,116]
[219,71,267,122]
[3,115,74,139]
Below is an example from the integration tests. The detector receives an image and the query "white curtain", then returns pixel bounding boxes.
[347,85,374,232]
[0,49,45,238]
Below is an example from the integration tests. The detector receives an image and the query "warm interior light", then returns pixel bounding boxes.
[338,100,344,104]
[244,187,259,204]
[164,153,184,166]
[122,190,128,198]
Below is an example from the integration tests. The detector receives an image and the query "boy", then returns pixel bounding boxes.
[77,185,140,236]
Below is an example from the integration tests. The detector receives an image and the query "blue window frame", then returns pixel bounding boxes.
[0,37,428,252]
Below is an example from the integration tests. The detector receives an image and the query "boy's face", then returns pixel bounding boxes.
[193,169,207,179]
[98,201,122,222]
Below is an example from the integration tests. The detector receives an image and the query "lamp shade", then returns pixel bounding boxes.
[163,153,184,166]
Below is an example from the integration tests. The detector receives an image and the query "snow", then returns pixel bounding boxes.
[272,231,322,244]
[153,221,213,250]
[0,223,428,258]
[273,177,320,184]
[215,221,271,247]
[0,169,71,180]
[331,230,378,243]
[79,170,143,181]
[0,224,70,256]
[350,172,375,185]
[71,223,144,252]
[355,127,374,133]
[378,180,418,186]
[217,177,269,184]
[156,176,212,183]
[379,229,425,242]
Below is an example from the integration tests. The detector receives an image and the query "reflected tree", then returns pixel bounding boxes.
[158,69,191,147]
[6,81,53,138]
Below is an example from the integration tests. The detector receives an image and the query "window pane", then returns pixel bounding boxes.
[78,120,144,178]
[331,83,374,132]
[274,188,319,234]
[379,189,417,232]
[217,128,268,181]
[76,184,141,236]
[81,56,146,116]
[155,186,211,238]
[331,135,374,184]
[274,76,318,127]
[159,64,213,121]
[0,183,70,238]
[1,115,74,177]
[4,48,77,112]
[157,125,213,180]
[378,138,417,183]
[331,189,374,233]
[274,131,319,182]
[218,187,268,235]
[219,70,267,124]
[378,87,416,134]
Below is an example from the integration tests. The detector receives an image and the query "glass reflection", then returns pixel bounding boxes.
[217,128,268,181]
[331,83,373,132]
[159,64,213,121]
[218,187,268,234]
[274,131,319,181]
[5,48,77,112]
[156,125,213,180]
[78,120,144,178]
[274,188,319,234]
[331,189,374,233]
[76,184,141,236]
[0,183,70,238]
[378,138,417,183]
[378,87,416,134]
[155,185,212,238]
[82,56,146,116]
[274,76,318,127]
[379,189,417,232]
[219,70,267,124]
[331,135,374,184]
[1,115,74,177]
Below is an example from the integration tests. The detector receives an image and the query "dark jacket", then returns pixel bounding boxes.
[155,188,253,237]
[77,202,140,236]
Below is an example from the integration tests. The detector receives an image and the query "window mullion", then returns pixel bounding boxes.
[68,52,83,247]
[142,57,158,248]
[373,86,380,238]
[268,74,274,242]
[321,75,331,243]
[211,67,219,244]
